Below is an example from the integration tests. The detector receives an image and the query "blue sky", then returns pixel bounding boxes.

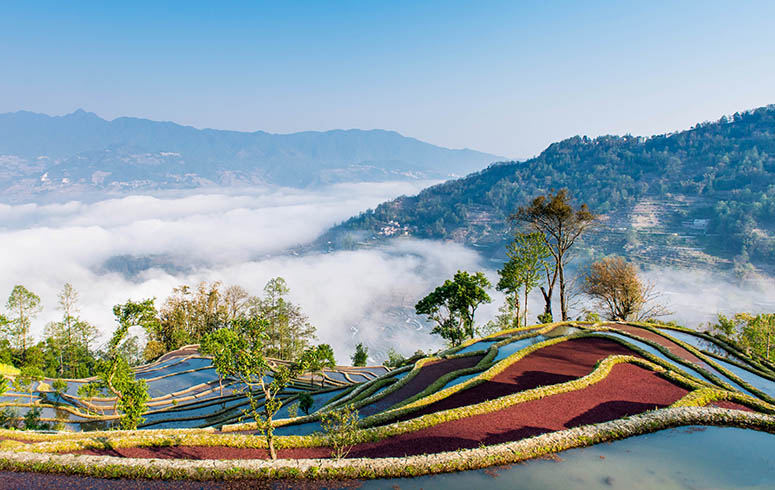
[1,1,774,157]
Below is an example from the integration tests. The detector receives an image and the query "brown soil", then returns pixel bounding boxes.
[73,363,687,460]
[358,354,483,417]
[395,337,639,421]
[709,400,755,412]
[0,436,35,444]
[606,324,706,365]
[0,471,345,489]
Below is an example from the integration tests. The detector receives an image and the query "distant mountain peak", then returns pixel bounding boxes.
[66,108,100,119]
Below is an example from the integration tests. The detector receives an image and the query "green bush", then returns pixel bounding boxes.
[23,407,49,431]
[321,404,359,459]
[537,312,553,324]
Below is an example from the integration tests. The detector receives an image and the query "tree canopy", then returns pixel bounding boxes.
[415,270,492,346]
[582,256,668,321]
[497,232,551,328]
[201,318,314,460]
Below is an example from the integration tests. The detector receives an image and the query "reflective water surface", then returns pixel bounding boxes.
[331,427,775,490]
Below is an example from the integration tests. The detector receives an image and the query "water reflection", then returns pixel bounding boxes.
[341,427,775,490]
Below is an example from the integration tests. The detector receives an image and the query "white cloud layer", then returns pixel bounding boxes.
[3,182,773,365]
[0,181,491,362]
[642,267,775,328]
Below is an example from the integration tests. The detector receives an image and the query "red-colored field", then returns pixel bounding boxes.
[358,354,483,416]
[397,337,639,421]
[709,400,755,412]
[606,324,706,365]
[73,363,687,460]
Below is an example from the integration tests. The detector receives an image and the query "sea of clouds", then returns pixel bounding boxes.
[0,182,503,363]
[2,181,774,364]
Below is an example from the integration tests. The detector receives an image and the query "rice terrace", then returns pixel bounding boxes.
[1,320,775,488]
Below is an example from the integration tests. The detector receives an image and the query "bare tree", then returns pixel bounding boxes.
[223,285,250,320]
[582,256,669,321]
[512,189,597,321]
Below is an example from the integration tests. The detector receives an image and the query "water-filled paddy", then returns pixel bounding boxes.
[439,372,481,391]
[350,426,775,489]
[491,336,547,362]
[455,340,497,355]
[713,358,775,397]
[658,329,716,351]
[145,368,220,397]
[588,332,710,382]
[640,330,773,397]
[136,357,213,380]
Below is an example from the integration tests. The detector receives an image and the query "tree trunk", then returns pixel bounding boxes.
[267,425,277,460]
[558,261,568,321]
[541,261,558,320]
[523,287,529,328]
[540,286,552,317]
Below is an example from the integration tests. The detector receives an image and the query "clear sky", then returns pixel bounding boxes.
[1,0,774,158]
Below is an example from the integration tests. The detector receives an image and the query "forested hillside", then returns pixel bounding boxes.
[328,105,775,272]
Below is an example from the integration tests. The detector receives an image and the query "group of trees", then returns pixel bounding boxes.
[416,188,671,345]
[0,284,98,379]
[0,277,318,378]
[145,278,316,363]
[708,313,775,361]
[0,276,327,432]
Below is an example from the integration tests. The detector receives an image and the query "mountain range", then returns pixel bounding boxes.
[0,109,501,201]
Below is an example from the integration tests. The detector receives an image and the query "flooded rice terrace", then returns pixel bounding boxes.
[352,426,775,490]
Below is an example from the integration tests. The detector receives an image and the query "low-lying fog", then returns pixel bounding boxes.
[1,182,774,364]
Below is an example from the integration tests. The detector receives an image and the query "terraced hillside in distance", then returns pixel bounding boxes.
[0,347,388,432]
[1,321,774,488]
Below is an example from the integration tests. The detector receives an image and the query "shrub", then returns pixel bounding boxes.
[321,404,360,459]
[384,348,405,368]
[351,343,368,367]
[23,407,47,431]
[0,408,18,429]
[298,393,314,416]
[287,401,299,419]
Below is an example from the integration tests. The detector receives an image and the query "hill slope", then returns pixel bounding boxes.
[0,110,501,200]
[326,105,775,271]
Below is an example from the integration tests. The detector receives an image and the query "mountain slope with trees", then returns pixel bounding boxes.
[327,105,775,272]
